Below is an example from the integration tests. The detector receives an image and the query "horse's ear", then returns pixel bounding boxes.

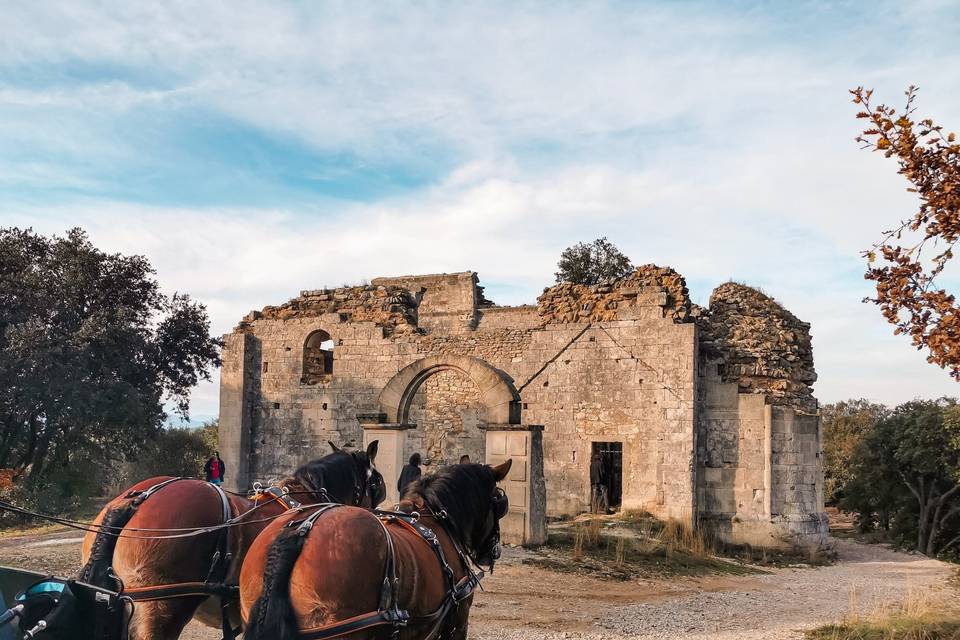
[328,440,341,453]
[491,459,512,482]
[366,440,379,463]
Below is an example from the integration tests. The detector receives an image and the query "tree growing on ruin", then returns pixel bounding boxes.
[555,237,634,285]
[852,86,960,378]
[0,227,221,490]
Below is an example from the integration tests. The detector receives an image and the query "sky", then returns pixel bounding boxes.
[2,1,960,424]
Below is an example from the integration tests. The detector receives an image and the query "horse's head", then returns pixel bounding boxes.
[287,440,385,507]
[326,440,385,508]
[404,459,512,572]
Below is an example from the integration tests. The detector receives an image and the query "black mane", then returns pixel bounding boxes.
[404,463,496,549]
[292,451,363,502]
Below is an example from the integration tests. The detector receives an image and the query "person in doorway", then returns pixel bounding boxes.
[590,453,610,514]
[397,453,422,497]
[205,451,225,485]
[459,455,470,464]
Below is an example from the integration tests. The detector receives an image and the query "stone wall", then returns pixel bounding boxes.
[406,368,487,474]
[698,282,817,412]
[372,272,484,333]
[695,282,827,548]
[537,264,695,324]
[220,268,825,547]
[237,284,419,337]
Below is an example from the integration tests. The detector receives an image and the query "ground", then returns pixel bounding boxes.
[0,524,955,640]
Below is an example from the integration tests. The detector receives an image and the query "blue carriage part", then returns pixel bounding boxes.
[0,566,130,640]
[0,567,48,640]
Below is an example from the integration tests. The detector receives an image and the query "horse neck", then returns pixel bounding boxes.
[279,477,348,504]
[400,495,479,553]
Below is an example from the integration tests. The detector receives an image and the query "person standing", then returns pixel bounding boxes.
[459,455,470,464]
[397,453,422,497]
[205,451,225,485]
[590,453,609,514]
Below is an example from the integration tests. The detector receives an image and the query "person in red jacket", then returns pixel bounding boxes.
[204,451,225,485]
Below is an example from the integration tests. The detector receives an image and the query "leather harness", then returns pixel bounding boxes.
[286,505,483,640]
[91,478,302,640]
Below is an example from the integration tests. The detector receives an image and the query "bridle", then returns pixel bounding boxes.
[414,485,509,573]
[352,453,385,508]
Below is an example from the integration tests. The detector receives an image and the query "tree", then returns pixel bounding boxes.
[0,227,221,484]
[821,399,888,504]
[852,87,960,378]
[843,399,960,556]
[555,237,634,285]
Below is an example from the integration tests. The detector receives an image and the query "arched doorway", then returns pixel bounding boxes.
[377,355,521,470]
[406,368,486,468]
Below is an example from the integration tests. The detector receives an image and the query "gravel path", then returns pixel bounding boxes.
[0,533,954,640]
[472,539,956,640]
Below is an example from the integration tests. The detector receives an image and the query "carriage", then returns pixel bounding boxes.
[0,565,127,640]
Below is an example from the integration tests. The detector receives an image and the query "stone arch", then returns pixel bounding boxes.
[302,329,334,384]
[379,355,521,425]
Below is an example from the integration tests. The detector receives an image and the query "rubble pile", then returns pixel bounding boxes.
[239,284,420,335]
[699,282,817,411]
[536,264,694,324]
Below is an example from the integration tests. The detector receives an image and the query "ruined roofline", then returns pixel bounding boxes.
[371,271,476,283]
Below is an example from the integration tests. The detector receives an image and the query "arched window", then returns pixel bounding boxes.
[302,330,334,384]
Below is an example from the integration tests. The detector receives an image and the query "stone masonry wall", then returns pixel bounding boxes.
[537,264,695,324]
[698,282,817,412]
[406,368,487,474]
[219,268,824,546]
[695,282,827,548]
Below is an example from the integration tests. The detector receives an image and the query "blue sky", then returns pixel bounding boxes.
[2,1,960,423]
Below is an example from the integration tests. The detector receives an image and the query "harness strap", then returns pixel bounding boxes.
[122,582,239,601]
[126,477,186,505]
[78,477,188,589]
[254,485,301,511]
[293,512,481,640]
[205,483,236,640]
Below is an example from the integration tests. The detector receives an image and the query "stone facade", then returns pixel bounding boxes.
[219,267,828,548]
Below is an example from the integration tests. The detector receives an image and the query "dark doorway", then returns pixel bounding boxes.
[591,441,623,509]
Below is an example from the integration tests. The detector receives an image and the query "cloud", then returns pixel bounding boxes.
[3,1,960,419]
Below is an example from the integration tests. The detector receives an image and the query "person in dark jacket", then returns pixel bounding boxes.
[397,453,422,497]
[204,451,225,485]
[589,453,609,514]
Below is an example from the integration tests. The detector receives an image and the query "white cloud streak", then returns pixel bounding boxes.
[2,1,960,418]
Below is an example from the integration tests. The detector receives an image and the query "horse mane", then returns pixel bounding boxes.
[404,463,496,550]
[287,450,360,501]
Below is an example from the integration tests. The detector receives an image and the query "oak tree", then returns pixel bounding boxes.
[0,227,221,484]
[555,237,634,285]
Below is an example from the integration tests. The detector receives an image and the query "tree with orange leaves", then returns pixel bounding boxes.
[852,86,960,378]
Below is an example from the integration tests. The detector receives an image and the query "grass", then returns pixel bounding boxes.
[807,587,960,640]
[808,616,960,640]
[621,510,836,567]
[524,514,764,580]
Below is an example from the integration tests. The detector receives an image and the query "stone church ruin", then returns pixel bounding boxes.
[219,266,828,548]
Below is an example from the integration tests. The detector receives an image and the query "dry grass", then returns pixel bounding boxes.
[807,586,960,639]
[526,515,759,580]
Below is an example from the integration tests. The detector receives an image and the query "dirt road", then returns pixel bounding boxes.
[0,532,954,639]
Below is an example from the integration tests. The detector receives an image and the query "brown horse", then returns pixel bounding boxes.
[240,459,512,640]
[80,441,385,640]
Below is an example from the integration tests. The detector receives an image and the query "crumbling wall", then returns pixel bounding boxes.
[238,285,419,336]
[372,272,482,333]
[537,264,695,324]
[698,282,817,412]
[696,282,827,548]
